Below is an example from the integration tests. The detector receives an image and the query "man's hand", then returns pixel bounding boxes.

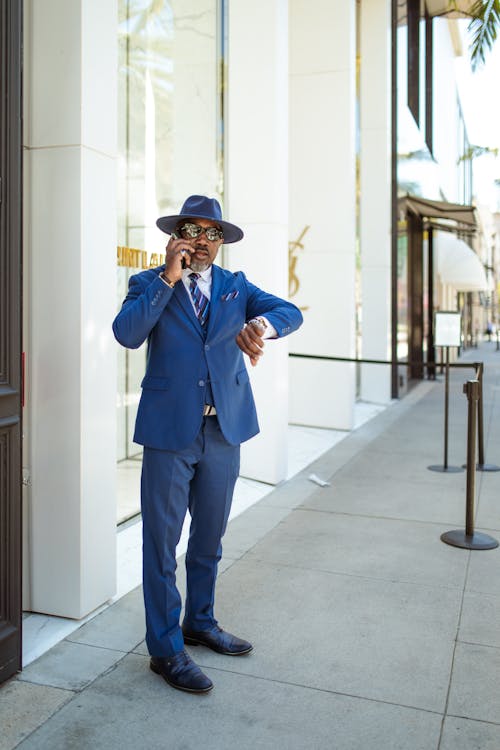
[163,236,193,284]
[236,321,266,366]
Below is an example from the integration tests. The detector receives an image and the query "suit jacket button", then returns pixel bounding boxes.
[198,379,205,387]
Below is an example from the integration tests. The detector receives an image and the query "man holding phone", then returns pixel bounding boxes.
[113,195,303,694]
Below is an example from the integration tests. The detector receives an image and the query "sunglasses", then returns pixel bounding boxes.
[178,222,224,242]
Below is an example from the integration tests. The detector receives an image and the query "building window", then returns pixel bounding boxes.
[116,0,224,520]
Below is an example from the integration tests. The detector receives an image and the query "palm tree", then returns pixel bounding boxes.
[468,0,500,70]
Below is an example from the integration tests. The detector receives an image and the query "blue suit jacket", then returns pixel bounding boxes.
[113,264,303,450]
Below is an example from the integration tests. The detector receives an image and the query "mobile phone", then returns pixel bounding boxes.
[172,231,189,268]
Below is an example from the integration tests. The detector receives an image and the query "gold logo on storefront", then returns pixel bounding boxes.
[288,226,310,311]
[118,235,310,314]
[117,246,162,269]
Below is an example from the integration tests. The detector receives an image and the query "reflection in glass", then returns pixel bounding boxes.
[116,1,222,521]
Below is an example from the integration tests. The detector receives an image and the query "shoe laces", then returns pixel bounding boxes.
[171,650,202,678]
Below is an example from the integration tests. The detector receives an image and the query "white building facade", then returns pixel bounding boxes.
[1,0,481,677]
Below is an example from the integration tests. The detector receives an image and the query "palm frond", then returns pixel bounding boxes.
[468,0,500,70]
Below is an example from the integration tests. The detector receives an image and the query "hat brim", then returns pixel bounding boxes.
[156,214,244,244]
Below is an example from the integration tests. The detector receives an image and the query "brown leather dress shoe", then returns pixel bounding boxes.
[182,624,253,656]
[150,651,213,693]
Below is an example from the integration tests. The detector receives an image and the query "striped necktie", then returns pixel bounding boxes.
[188,272,210,326]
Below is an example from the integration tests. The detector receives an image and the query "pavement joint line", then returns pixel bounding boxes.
[16,650,129,696]
[63,638,130,654]
[444,712,500,728]
[9,679,76,694]
[218,558,240,573]
[455,638,500,652]
[285,507,481,529]
[243,556,469,592]
[169,657,448,718]
[257,505,500,536]
[437,544,472,749]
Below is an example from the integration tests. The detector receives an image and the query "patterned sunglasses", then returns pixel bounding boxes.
[178,222,224,242]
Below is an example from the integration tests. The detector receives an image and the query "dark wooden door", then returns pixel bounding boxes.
[0,0,23,684]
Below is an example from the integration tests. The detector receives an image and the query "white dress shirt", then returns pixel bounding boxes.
[179,267,277,338]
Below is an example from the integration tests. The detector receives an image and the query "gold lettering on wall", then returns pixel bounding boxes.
[118,237,311,313]
[288,225,310,311]
[117,246,162,270]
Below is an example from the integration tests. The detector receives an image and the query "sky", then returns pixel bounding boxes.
[455,20,500,210]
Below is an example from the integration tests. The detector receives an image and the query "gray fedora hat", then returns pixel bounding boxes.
[156,195,244,244]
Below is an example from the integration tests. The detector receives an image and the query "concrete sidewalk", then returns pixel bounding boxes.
[3,342,500,749]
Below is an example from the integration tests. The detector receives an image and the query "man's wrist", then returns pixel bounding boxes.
[160,272,176,288]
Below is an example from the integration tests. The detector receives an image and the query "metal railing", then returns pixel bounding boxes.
[288,352,495,471]
[289,352,499,551]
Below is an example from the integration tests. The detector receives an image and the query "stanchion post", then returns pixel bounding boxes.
[428,347,463,473]
[465,380,478,536]
[474,362,500,472]
[476,363,485,467]
[444,348,449,469]
[441,380,498,550]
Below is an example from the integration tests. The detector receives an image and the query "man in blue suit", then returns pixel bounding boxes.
[113,195,303,694]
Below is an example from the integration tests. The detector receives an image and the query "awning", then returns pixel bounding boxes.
[435,231,488,292]
[404,195,477,229]
[425,1,474,18]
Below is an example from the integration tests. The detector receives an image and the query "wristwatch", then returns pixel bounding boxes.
[248,317,268,331]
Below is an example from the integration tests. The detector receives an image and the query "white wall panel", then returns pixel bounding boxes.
[360,0,392,404]
[226,0,289,483]
[289,0,357,429]
[25,0,117,618]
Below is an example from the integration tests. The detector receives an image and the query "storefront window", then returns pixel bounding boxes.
[116,0,224,520]
[397,222,408,361]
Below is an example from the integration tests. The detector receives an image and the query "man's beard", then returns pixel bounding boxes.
[189,259,210,273]
[189,246,211,273]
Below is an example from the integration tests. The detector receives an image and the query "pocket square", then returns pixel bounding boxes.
[221,290,239,301]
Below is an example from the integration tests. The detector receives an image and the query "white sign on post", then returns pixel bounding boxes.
[434,311,462,348]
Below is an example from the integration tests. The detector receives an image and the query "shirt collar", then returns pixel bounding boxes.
[182,266,213,283]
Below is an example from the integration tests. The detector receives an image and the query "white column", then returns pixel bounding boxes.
[360,0,392,404]
[288,0,357,429]
[225,0,289,484]
[24,0,117,618]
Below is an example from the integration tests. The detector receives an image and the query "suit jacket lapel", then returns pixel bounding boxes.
[207,265,225,337]
[174,277,204,338]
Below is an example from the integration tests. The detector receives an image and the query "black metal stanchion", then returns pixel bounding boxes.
[496,330,499,351]
[441,380,498,550]
[476,363,500,472]
[428,347,464,473]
